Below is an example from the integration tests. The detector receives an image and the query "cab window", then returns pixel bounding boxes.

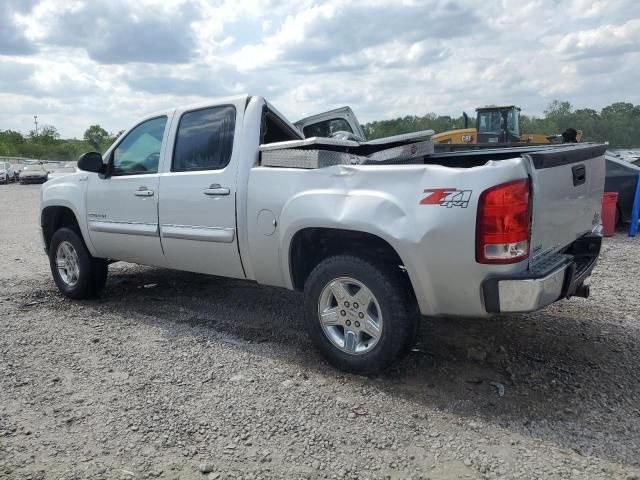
[112,116,167,176]
[172,106,236,172]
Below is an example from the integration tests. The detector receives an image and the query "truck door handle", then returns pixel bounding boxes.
[572,165,586,186]
[203,184,230,196]
[134,186,155,197]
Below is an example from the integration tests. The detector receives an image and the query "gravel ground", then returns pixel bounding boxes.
[1,183,639,480]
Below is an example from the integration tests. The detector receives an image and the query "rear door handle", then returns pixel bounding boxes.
[203,184,230,196]
[134,186,154,197]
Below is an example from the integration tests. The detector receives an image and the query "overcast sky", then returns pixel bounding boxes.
[1,0,639,138]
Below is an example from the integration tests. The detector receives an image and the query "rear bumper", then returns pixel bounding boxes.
[482,234,601,313]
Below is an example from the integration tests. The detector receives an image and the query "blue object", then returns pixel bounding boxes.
[629,173,640,237]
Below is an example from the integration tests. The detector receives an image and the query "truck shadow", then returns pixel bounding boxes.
[75,264,640,466]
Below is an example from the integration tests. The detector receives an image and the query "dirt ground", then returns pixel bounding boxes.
[1,183,639,480]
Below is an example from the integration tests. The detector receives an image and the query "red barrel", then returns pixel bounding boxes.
[601,192,618,237]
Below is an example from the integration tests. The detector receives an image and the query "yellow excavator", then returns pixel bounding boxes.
[431,105,582,145]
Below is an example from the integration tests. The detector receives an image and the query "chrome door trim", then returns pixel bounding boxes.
[160,224,236,243]
[88,220,159,237]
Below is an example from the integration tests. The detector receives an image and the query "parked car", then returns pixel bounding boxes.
[610,149,640,163]
[605,152,640,225]
[0,162,16,184]
[19,164,48,184]
[12,164,22,181]
[47,162,77,180]
[40,95,605,374]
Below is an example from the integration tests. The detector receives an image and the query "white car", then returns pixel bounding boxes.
[40,95,606,373]
[19,164,48,184]
[0,162,16,184]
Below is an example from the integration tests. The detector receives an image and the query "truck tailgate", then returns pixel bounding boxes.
[526,144,607,263]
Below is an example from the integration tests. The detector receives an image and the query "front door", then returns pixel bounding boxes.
[158,104,245,278]
[86,115,170,267]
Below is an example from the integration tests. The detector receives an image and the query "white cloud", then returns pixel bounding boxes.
[0,0,638,137]
[554,18,640,59]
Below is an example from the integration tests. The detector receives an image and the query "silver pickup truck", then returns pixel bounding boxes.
[40,95,606,373]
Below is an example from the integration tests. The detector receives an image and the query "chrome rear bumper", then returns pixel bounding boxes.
[482,234,601,314]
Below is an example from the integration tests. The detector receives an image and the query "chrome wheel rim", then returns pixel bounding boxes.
[318,277,383,355]
[56,241,80,287]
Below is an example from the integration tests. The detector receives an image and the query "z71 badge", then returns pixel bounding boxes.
[420,188,472,208]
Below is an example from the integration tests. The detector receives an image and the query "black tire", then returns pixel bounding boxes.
[303,255,420,375]
[48,227,108,299]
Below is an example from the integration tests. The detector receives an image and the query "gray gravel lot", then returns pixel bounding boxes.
[1,183,639,480]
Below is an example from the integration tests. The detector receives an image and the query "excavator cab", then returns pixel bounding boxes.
[475,105,521,143]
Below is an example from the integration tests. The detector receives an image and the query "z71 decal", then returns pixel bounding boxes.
[420,188,473,208]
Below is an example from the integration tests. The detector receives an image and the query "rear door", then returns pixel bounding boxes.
[294,107,366,139]
[157,102,245,278]
[526,144,607,262]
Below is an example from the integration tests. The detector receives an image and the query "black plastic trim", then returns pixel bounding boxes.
[527,144,607,169]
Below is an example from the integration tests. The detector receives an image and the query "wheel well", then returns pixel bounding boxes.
[41,206,80,253]
[289,227,411,291]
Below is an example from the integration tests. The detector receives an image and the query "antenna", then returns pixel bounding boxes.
[33,115,39,135]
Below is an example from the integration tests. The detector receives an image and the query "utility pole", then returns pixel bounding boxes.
[33,115,38,136]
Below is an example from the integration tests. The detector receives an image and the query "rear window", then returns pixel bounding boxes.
[172,106,236,172]
[303,118,353,138]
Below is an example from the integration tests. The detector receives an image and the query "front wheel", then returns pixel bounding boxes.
[303,255,419,374]
[48,227,108,299]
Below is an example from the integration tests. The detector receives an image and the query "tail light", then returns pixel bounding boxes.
[476,179,530,264]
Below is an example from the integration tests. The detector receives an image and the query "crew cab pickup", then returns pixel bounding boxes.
[40,95,606,373]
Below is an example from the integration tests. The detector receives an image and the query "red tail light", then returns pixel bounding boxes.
[476,179,530,264]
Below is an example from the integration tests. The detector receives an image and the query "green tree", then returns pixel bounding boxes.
[29,125,60,145]
[83,124,110,149]
[0,130,26,145]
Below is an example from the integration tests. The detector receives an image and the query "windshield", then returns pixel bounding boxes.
[477,108,519,136]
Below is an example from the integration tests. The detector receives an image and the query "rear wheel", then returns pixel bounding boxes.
[303,255,419,374]
[48,227,108,299]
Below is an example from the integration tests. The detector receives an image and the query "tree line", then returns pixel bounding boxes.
[0,125,121,162]
[1,100,639,162]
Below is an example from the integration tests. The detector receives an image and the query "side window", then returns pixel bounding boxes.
[112,116,167,176]
[172,106,236,172]
[303,118,353,138]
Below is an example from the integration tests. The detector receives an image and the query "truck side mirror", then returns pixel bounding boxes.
[77,152,105,173]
